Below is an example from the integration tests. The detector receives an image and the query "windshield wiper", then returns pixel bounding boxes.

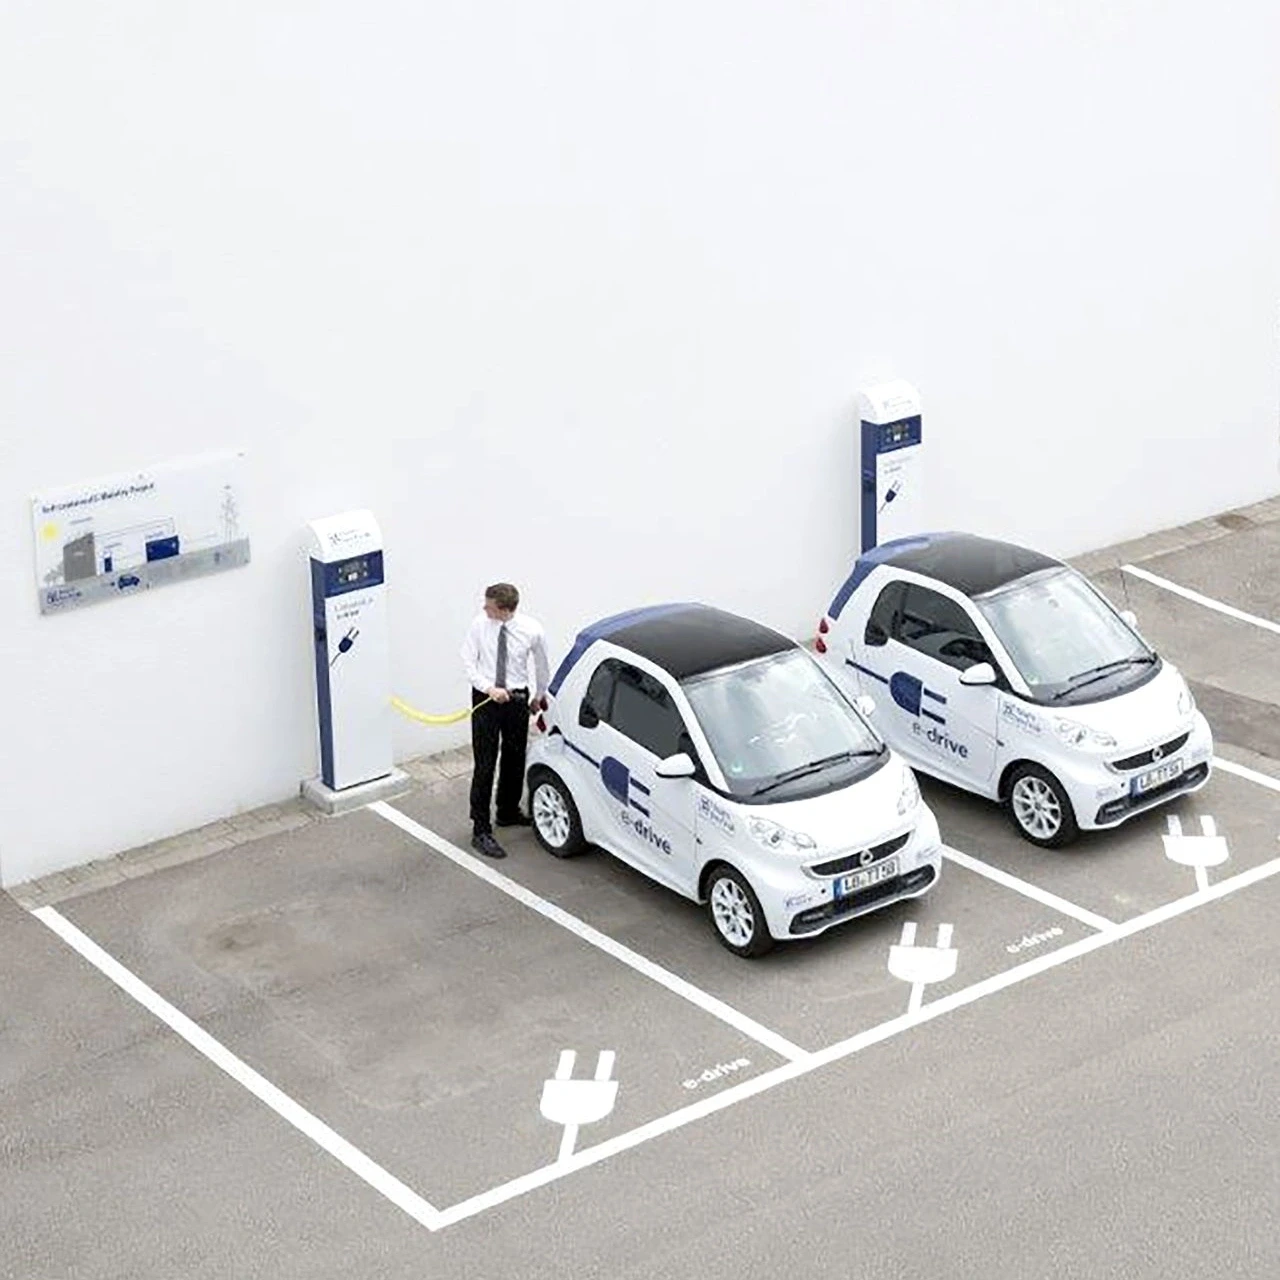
[1050,654,1156,700]
[749,748,880,796]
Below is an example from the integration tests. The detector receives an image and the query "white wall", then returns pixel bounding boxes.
[2,1,1277,885]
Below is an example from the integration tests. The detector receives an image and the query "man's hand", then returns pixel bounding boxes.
[487,686,511,703]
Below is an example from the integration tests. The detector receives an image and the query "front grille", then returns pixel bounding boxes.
[809,831,911,878]
[789,864,937,934]
[1110,732,1190,772]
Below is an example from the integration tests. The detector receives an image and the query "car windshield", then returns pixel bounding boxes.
[681,648,884,800]
[974,567,1155,703]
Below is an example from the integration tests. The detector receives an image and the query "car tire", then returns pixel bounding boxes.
[1006,762,1079,848]
[528,768,587,858]
[704,864,775,958]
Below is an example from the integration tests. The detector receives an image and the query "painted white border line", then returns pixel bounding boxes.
[433,850,1280,1228]
[368,801,808,1063]
[1121,563,1280,635]
[31,905,444,1231]
[1214,755,1280,794]
[941,844,1116,931]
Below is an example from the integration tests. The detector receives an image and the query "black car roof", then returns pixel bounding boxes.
[868,531,1063,599]
[585,602,796,681]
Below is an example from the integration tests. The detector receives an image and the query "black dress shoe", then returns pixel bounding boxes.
[496,812,533,828]
[471,832,507,859]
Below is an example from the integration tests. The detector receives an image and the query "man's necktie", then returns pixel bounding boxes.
[495,623,508,688]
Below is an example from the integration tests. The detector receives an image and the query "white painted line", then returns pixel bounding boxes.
[1214,755,1280,794]
[31,906,443,1231]
[1120,564,1280,635]
[941,844,1116,931]
[433,850,1280,1229]
[558,1124,578,1164]
[368,801,808,1063]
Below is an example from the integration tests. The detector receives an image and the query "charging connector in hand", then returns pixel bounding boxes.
[539,1049,618,1163]
[1162,813,1228,892]
[887,921,957,1014]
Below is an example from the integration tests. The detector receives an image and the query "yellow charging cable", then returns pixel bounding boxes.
[390,695,491,726]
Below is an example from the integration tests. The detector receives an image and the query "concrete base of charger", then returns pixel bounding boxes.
[300,768,412,815]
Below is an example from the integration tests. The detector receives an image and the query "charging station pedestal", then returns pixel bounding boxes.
[301,509,408,814]
[858,380,924,552]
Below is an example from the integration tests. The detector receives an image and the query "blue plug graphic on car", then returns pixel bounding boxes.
[889,671,947,723]
[600,756,650,814]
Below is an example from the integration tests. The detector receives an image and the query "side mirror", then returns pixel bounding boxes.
[578,702,599,729]
[958,661,997,686]
[1119,609,1137,627]
[655,751,696,779]
[855,694,876,717]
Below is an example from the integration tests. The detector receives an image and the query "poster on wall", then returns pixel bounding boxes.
[31,449,250,615]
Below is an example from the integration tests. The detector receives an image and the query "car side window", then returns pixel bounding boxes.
[582,660,619,722]
[894,584,996,672]
[865,581,905,646]
[607,663,688,760]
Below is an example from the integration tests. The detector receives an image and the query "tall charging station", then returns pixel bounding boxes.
[301,509,408,814]
[858,379,924,552]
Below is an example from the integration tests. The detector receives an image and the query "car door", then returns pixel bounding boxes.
[871,581,1001,788]
[590,660,698,893]
[560,657,625,843]
[848,578,909,748]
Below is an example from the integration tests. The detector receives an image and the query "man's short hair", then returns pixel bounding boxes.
[485,582,520,611]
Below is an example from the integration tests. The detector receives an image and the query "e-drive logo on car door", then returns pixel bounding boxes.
[601,756,672,856]
[888,670,969,760]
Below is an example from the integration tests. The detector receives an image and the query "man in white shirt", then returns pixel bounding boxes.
[460,582,551,858]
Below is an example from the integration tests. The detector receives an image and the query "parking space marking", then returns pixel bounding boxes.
[31,905,445,1232]
[1121,563,1280,635]
[1214,755,1280,793]
[368,801,809,1063]
[32,816,1280,1235]
[941,844,1117,930]
[431,849,1280,1230]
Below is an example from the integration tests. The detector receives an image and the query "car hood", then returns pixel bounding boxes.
[731,753,914,851]
[1047,660,1191,745]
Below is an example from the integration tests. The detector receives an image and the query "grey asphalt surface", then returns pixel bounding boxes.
[4,514,1280,1279]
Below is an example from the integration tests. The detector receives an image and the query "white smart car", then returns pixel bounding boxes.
[814,532,1214,848]
[524,602,942,957]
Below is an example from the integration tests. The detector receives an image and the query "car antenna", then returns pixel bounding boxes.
[1113,555,1154,653]
[1116,554,1136,618]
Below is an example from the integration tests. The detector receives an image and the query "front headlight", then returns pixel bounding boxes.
[746,816,816,852]
[898,768,920,815]
[1053,717,1117,750]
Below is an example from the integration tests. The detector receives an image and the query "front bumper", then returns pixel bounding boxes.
[751,804,944,940]
[1060,710,1214,831]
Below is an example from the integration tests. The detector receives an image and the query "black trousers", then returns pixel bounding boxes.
[469,688,529,834]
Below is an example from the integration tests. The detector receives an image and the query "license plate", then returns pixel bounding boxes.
[835,857,899,897]
[1132,759,1183,794]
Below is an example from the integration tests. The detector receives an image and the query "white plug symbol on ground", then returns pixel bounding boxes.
[1162,814,1228,892]
[540,1049,618,1163]
[888,922,957,1015]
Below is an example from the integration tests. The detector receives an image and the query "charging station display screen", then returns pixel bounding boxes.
[880,418,921,450]
[336,557,372,586]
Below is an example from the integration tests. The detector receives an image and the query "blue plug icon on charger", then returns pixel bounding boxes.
[330,626,359,667]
